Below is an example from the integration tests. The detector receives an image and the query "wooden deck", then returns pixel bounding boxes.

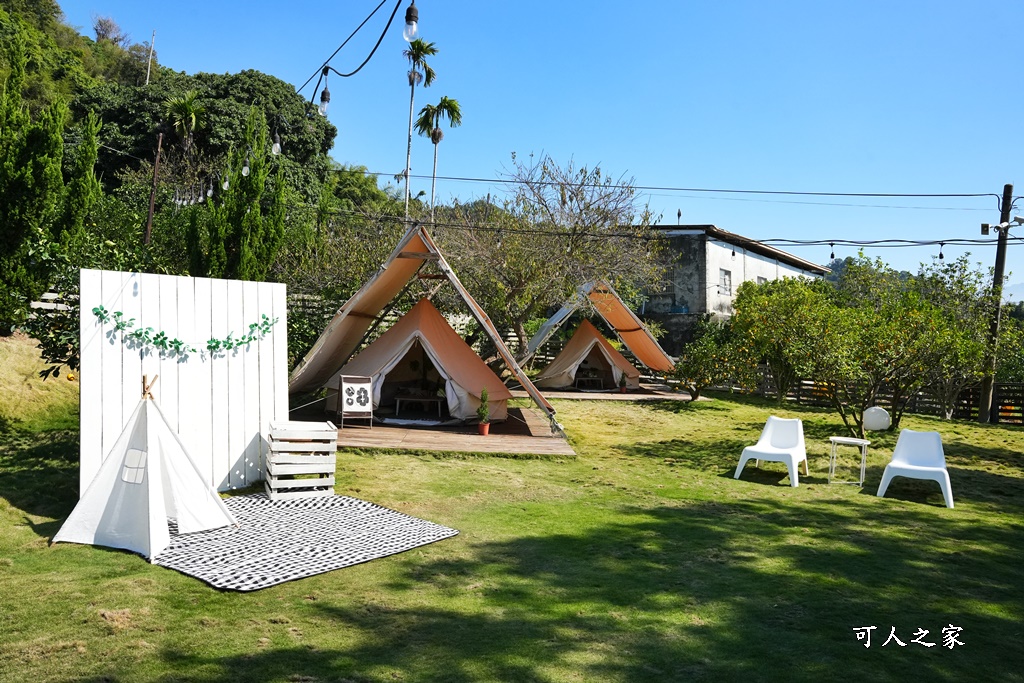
[334,407,575,456]
[510,383,695,403]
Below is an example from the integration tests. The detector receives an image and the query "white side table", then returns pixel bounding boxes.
[829,436,870,486]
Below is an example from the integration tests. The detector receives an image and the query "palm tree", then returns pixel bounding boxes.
[164,90,206,158]
[414,96,462,222]
[401,39,437,219]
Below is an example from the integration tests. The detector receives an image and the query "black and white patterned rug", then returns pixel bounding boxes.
[153,494,459,592]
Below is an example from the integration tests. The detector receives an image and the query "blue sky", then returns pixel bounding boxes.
[61,0,1023,285]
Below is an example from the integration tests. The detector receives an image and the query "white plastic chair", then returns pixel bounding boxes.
[734,416,808,487]
[876,429,954,508]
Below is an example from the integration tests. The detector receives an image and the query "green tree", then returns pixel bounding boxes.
[75,70,336,200]
[731,277,828,403]
[0,29,67,331]
[401,38,437,217]
[996,317,1024,382]
[0,4,98,112]
[185,105,285,281]
[436,155,664,352]
[57,111,103,242]
[414,95,461,221]
[164,89,206,157]
[672,316,750,400]
[911,256,990,419]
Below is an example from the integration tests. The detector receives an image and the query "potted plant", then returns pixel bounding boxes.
[477,387,490,435]
[618,372,628,393]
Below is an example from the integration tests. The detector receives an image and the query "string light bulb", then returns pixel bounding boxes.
[403,0,419,41]
[830,242,835,260]
[318,67,330,116]
[938,243,944,260]
[272,131,282,156]
[241,149,251,177]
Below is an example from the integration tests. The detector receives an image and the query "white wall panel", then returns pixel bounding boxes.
[78,269,287,495]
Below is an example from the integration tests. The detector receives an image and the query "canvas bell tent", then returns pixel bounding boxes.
[535,319,641,390]
[523,281,674,373]
[53,393,237,562]
[289,223,558,430]
[324,298,512,421]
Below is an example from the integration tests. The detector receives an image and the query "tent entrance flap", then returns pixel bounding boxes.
[375,340,446,413]
[578,346,615,388]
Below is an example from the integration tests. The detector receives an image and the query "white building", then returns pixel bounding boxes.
[644,225,828,355]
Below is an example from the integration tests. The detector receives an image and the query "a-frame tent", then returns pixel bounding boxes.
[325,298,513,421]
[289,223,558,430]
[53,393,237,562]
[522,281,675,373]
[535,319,641,390]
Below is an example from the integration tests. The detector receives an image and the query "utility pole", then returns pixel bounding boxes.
[145,30,156,86]
[144,133,163,245]
[977,183,1014,423]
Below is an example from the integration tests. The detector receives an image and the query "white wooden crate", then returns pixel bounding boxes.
[264,421,338,501]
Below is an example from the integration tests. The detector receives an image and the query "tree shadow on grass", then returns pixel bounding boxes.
[0,429,79,524]
[643,398,732,415]
[943,436,1024,473]
[617,437,750,473]
[862,463,1024,512]
[153,498,1023,682]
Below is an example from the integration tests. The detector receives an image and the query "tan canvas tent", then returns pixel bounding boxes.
[535,319,641,390]
[523,281,674,373]
[325,298,512,421]
[289,224,558,430]
[53,396,237,562]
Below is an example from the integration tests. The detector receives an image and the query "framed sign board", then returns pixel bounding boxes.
[337,375,373,429]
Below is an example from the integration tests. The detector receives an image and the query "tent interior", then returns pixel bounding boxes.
[572,345,618,389]
[375,340,446,417]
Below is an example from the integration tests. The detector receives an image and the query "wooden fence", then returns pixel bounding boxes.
[757,368,1024,425]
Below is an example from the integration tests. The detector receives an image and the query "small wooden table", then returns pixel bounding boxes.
[575,377,604,390]
[395,395,444,418]
[829,436,870,486]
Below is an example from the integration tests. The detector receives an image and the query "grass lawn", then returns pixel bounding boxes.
[1,336,1022,682]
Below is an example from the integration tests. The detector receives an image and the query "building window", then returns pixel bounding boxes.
[719,269,732,295]
[757,276,767,285]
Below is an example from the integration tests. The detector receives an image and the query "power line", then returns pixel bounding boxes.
[374,170,997,200]
[299,0,396,93]
[640,191,994,212]
[99,144,145,162]
[309,204,1024,249]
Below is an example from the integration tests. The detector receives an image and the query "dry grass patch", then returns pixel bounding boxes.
[0,334,78,432]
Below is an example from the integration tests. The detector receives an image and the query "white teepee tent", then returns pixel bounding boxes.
[54,383,236,562]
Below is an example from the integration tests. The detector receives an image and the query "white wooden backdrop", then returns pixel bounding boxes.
[79,269,288,495]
